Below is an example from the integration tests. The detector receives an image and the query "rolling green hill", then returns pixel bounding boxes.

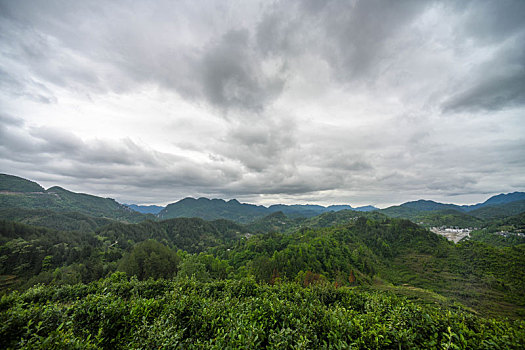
[4,214,523,318]
[159,197,268,222]
[96,217,247,253]
[0,174,44,193]
[159,198,360,222]
[410,209,485,228]
[468,200,525,220]
[399,199,462,212]
[125,204,164,214]
[220,217,525,318]
[468,212,525,247]
[2,206,525,348]
[0,208,115,232]
[464,192,525,211]
[0,216,247,290]
[2,172,525,349]
[0,175,149,223]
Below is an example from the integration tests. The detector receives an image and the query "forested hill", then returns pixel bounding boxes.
[125,204,164,214]
[0,216,246,289]
[0,174,149,223]
[156,192,525,225]
[464,192,525,211]
[397,192,525,213]
[379,198,525,227]
[0,174,44,192]
[2,214,524,319]
[2,194,525,347]
[158,197,378,222]
[158,197,268,222]
[3,173,524,228]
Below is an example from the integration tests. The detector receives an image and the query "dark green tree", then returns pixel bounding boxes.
[118,240,180,280]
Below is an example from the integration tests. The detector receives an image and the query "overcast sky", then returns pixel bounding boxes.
[1,0,524,207]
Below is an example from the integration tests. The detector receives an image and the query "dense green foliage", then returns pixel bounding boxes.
[0,175,149,223]
[0,217,245,289]
[97,217,246,253]
[0,174,45,193]
[468,200,525,220]
[2,215,525,318]
[400,200,462,212]
[412,210,484,228]
[245,211,306,233]
[118,240,180,280]
[467,212,525,247]
[125,204,164,214]
[245,210,386,234]
[219,217,525,318]
[1,277,524,349]
[468,230,525,247]
[159,197,269,222]
[159,197,358,222]
[2,174,525,347]
[0,208,114,232]
[0,220,106,289]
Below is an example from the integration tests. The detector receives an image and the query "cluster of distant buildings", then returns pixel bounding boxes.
[430,226,524,243]
[430,227,473,243]
[494,231,525,238]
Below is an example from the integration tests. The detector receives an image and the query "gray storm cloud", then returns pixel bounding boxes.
[0,0,524,206]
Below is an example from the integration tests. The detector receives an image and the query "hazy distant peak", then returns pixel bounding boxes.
[354,205,378,212]
[400,200,460,212]
[46,186,68,192]
[482,192,525,206]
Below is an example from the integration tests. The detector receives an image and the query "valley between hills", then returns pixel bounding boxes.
[1,173,524,348]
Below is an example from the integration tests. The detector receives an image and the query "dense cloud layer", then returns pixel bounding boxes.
[0,0,524,207]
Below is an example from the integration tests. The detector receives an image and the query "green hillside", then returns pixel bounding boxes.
[468,200,525,220]
[0,175,148,223]
[0,216,247,289]
[400,199,462,212]
[1,216,525,348]
[378,205,421,219]
[378,194,525,228]
[0,174,44,193]
[3,215,524,319]
[159,197,268,222]
[159,197,358,222]
[1,175,525,348]
[245,211,305,233]
[468,212,525,247]
[411,209,485,228]
[0,208,115,232]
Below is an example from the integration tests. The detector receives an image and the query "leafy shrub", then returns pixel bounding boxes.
[1,278,524,349]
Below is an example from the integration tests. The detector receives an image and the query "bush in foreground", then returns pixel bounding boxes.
[1,276,524,349]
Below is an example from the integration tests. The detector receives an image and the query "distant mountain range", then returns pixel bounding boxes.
[154,192,525,223]
[1,173,524,226]
[398,192,525,213]
[156,197,378,222]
